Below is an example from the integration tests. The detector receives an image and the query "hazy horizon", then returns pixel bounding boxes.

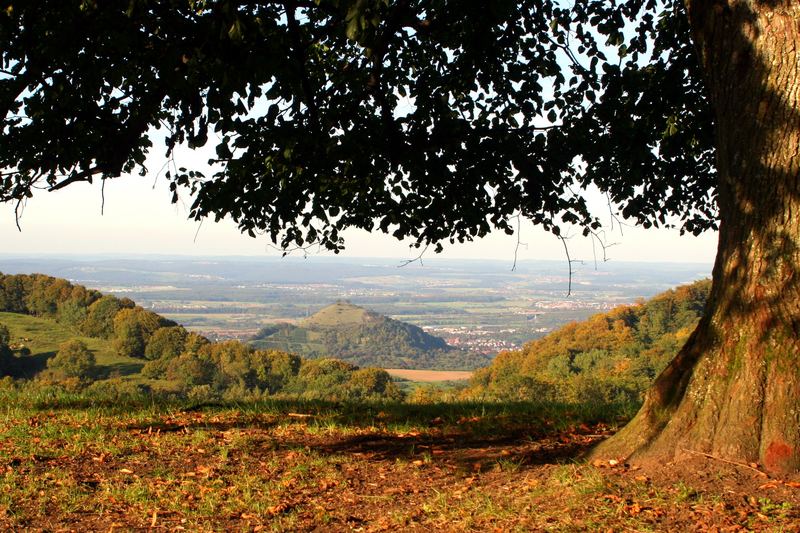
[2,156,719,264]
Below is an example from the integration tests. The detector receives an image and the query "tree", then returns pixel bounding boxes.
[593,1,800,474]
[165,353,216,389]
[294,358,358,399]
[258,350,302,393]
[0,275,26,313]
[83,295,128,338]
[0,323,12,378]
[47,339,96,380]
[25,275,74,317]
[0,323,9,347]
[112,307,167,358]
[57,299,89,330]
[1,1,798,472]
[144,326,188,360]
[347,367,404,401]
[197,340,255,389]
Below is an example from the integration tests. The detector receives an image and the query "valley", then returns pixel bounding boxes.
[0,256,711,365]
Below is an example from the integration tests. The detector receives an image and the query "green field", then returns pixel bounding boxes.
[0,312,145,382]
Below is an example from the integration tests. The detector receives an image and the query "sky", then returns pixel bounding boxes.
[0,5,720,267]
[0,167,718,265]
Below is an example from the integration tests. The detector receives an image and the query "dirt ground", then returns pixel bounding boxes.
[3,406,800,532]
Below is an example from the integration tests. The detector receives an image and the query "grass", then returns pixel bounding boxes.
[1,383,797,531]
[302,301,371,327]
[0,312,145,380]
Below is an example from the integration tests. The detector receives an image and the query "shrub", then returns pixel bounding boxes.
[47,339,96,380]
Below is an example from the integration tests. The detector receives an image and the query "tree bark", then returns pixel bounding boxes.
[593,0,800,474]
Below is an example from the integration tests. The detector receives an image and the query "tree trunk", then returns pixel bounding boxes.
[593,0,800,474]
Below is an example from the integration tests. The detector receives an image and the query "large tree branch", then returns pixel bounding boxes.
[47,167,102,192]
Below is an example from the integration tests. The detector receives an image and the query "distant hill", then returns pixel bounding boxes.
[466,279,712,404]
[303,301,376,327]
[250,301,491,370]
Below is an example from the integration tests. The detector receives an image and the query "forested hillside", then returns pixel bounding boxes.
[0,273,402,401]
[466,280,711,405]
[250,301,490,370]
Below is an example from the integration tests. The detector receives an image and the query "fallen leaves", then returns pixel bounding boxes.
[592,458,624,469]
[267,501,293,516]
[759,479,800,490]
[3,405,800,533]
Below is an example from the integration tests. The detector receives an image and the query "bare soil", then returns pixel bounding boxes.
[385,368,473,382]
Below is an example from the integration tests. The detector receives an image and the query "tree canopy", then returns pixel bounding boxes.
[1,0,715,250]
[4,1,800,473]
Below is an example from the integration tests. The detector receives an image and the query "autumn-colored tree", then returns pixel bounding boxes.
[470,280,712,406]
[347,367,404,401]
[165,353,216,389]
[198,340,255,388]
[144,326,188,361]
[183,332,211,355]
[24,275,74,317]
[82,295,127,338]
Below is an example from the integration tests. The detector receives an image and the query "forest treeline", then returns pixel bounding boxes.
[452,280,711,405]
[0,273,403,401]
[0,272,712,406]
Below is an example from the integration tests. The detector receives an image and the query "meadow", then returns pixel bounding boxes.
[384,369,473,383]
[0,312,145,383]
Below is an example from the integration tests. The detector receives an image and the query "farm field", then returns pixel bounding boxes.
[384,369,473,382]
[1,387,797,532]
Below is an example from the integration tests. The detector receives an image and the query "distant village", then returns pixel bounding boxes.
[422,325,525,353]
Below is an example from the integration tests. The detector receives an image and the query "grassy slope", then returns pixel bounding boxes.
[0,312,145,382]
[301,302,372,327]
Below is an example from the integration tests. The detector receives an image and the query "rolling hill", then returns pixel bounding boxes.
[466,279,712,403]
[249,301,491,370]
[0,311,147,383]
[0,273,405,401]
